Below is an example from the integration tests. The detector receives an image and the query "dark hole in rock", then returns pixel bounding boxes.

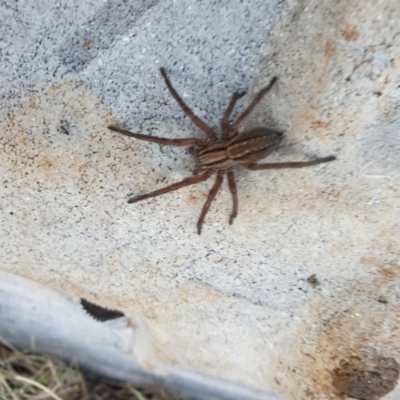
[332,355,399,400]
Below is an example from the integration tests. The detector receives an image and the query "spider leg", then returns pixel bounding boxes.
[128,171,212,203]
[108,126,202,147]
[221,91,246,138]
[160,68,216,140]
[242,156,336,170]
[197,172,224,235]
[231,76,278,132]
[227,170,238,225]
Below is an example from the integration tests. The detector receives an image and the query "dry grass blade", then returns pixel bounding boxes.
[0,345,81,400]
[14,376,63,400]
[0,342,186,400]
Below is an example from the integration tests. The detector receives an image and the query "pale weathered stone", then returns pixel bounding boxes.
[1,0,400,399]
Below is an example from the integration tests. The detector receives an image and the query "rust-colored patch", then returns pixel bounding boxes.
[324,42,335,57]
[371,19,382,32]
[289,104,318,133]
[78,163,89,172]
[289,243,400,400]
[341,21,359,42]
[310,120,331,130]
[187,193,199,205]
[125,318,135,328]
[362,256,399,279]
[40,158,53,170]
[107,264,118,271]
[332,355,399,399]
[306,311,400,399]
[378,266,397,279]
[18,136,27,148]
[333,190,341,200]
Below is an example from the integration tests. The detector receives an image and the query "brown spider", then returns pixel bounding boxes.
[108,68,335,234]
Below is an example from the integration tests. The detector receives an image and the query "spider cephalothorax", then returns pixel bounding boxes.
[109,68,335,234]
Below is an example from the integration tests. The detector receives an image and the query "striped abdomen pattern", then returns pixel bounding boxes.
[197,128,283,171]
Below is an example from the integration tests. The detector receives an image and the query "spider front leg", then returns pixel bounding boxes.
[108,126,202,147]
[221,91,246,138]
[231,76,278,132]
[197,172,224,235]
[160,68,216,140]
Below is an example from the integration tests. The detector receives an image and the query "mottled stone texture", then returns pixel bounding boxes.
[1,0,400,399]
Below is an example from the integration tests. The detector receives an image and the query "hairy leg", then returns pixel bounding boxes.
[231,76,278,132]
[221,91,246,138]
[128,171,213,203]
[242,156,336,170]
[160,68,216,139]
[108,126,203,146]
[197,173,223,234]
[227,171,238,224]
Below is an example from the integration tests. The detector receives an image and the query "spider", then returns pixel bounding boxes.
[108,68,335,234]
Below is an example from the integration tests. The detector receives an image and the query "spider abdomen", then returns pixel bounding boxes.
[227,127,283,165]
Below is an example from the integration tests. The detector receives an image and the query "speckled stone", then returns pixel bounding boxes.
[1,0,400,399]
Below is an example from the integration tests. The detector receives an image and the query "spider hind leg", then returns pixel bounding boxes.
[128,172,212,204]
[197,173,224,234]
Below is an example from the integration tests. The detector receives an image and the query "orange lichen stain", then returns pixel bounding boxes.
[123,145,133,152]
[309,303,400,398]
[50,83,61,91]
[107,264,119,271]
[78,163,89,172]
[125,318,137,328]
[290,104,317,129]
[18,136,27,147]
[324,42,335,57]
[187,193,199,205]
[372,19,381,31]
[310,120,331,130]
[379,266,397,279]
[341,21,359,42]
[40,158,53,170]
[319,43,336,83]
[278,241,400,399]
[361,256,400,279]
[333,191,341,200]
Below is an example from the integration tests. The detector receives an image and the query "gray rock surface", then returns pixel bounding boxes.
[0,271,285,400]
[1,0,400,399]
